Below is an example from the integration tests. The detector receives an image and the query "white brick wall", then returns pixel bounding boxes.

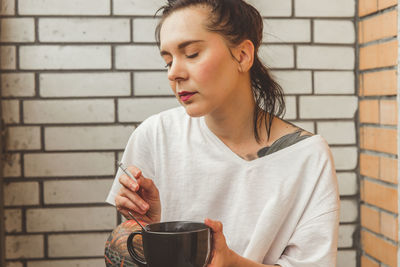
[0,18,35,42]
[1,0,358,266]
[24,153,115,177]
[45,125,134,150]
[48,233,109,257]
[1,73,35,97]
[1,46,16,69]
[295,0,355,17]
[20,46,111,70]
[0,0,15,15]
[40,72,131,97]
[39,19,130,43]
[19,0,110,15]
[263,19,311,43]
[26,207,116,232]
[297,46,355,69]
[23,100,115,123]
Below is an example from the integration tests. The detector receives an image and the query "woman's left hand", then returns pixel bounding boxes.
[204,218,238,267]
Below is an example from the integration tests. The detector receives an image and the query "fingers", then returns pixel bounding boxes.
[116,188,149,214]
[204,218,223,233]
[118,173,139,192]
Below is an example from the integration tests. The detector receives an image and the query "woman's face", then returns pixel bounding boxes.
[159,6,242,118]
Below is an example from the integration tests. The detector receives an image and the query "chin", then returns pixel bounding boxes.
[182,104,207,118]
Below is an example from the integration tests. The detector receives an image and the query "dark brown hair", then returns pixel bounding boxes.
[155,0,285,142]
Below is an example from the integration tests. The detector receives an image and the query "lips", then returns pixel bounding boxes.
[178,91,197,102]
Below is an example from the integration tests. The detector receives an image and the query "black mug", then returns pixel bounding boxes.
[127,221,212,267]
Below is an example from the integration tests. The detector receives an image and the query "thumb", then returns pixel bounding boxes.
[204,218,223,234]
[137,175,158,194]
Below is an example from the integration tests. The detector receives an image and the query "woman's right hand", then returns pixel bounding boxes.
[115,165,161,224]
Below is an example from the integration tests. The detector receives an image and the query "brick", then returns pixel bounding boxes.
[24,152,115,177]
[20,45,111,70]
[19,0,110,15]
[40,72,130,97]
[0,18,35,43]
[362,230,397,266]
[271,71,312,94]
[340,199,358,222]
[314,71,355,94]
[2,100,20,124]
[1,73,35,97]
[5,235,44,259]
[133,18,159,43]
[380,100,397,125]
[0,0,15,15]
[1,46,16,69]
[380,157,397,184]
[314,20,355,44]
[359,100,379,124]
[45,125,134,150]
[360,127,397,155]
[359,0,378,16]
[44,179,113,204]
[113,0,162,15]
[360,70,397,96]
[6,262,23,267]
[4,182,39,206]
[359,40,398,70]
[360,153,380,179]
[337,172,357,196]
[118,98,179,122]
[380,212,398,241]
[116,45,165,70]
[317,121,356,144]
[263,19,310,43]
[361,255,380,267]
[48,233,109,257]
[284,96,297,120]
[4,209,22,233]
[378,0,398,10]
[259,45,294,68]
[295,0,355,17]
[331,147,357,170]
[363,179,398,213]
[299,96,357,119]
[27,207,116,232]
[337,250,356,267]
[39,18,130,43]
[27,259,105,267]
[359,10,397,44]
[3,153,21,177]
[338,224,356,247]
[297,46,355,70]
[247,0,292,16]
[134,71,172,96]
[361,205,380,233]
[7,126,41,151]
[23,99,114,124]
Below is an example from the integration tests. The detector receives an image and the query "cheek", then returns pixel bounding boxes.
[196,53,231,85]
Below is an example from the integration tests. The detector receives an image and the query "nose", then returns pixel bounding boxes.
[167,58,187,82]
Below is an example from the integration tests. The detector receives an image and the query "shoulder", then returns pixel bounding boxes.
[136,106,187,131]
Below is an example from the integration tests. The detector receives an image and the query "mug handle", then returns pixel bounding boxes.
[127,231,147,266]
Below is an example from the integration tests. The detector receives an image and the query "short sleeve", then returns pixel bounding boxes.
[105,118,156,206]
[275,209,339,267]
[276,141,340,266]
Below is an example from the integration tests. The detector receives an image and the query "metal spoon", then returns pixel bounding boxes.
[128,211,147,232]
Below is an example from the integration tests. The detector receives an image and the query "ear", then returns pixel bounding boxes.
[235,39,255,73]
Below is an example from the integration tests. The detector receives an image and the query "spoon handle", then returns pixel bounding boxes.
[128,211,147,231]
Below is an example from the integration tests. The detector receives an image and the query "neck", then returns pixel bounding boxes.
[204,80,259,145]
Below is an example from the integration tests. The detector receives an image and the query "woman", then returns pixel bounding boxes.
[105,0,340,266]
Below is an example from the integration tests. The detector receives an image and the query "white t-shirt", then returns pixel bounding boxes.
[106,107,340,266]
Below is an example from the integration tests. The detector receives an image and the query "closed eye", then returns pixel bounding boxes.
[186,53,198,59]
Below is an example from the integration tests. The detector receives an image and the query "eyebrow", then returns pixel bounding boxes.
[160,40,204,56]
